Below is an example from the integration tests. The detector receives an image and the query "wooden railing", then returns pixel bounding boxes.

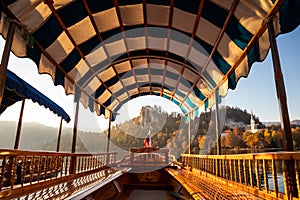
[119,148,170,167]
[182,152,300,199]
[0,149,117,198]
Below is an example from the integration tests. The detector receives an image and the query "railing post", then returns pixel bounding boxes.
[283,160,291,198]
[295,161,300,199]
[238,159,243,184]
[233,160,237,182]
[229,160,233,181]
[255,160,261,190]
[263,160,269,192]
[272,159,279,197]
[249,160,253,187]
[243,159,248,185]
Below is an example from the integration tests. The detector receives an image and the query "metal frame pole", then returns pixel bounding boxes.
[70,95,80,174]
[267,19,293,151]
[71,96,80,153]
[14,98,25,149]
[268,18,297,198]
[215,89,221,155]
[0,22,15,106]
[188,113,191,154]
[56,118,63,152]
[106,111,112,165]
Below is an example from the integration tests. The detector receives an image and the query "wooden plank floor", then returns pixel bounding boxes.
[112,189,174,200]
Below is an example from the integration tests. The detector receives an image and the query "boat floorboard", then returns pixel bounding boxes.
[110,189,174,200]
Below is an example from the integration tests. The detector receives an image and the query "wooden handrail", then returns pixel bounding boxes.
[0,149,117,198]
[181,151,300,199]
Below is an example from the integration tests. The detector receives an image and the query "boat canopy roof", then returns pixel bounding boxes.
[0,0,299,119]
[0,69,71,123]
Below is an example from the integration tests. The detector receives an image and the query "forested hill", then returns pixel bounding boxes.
[107,106,260,154]
[0,106,261,153]
[224,106,260,125]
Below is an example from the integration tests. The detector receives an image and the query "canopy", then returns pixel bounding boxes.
[0,0,299,119]
[0,69,71,123]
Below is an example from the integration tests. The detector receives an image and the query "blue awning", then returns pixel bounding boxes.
[0,70,71,123]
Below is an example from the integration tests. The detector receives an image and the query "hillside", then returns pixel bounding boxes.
[0,106,261,154]
[0,121,62,150]
[0,121,113,153]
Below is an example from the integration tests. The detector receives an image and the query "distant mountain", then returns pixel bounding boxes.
[292,120,300,125]
[263,121,281,126]
[0,121,110,153]
[0,121,73,150]
[262,119,300,127]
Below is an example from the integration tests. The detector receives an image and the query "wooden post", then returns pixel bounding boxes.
[249,160,254,187]
[268,18,297,197]
[271,159,279,197]
[263,160,269,192]
[106,111,112,165]
[188,113,191,154]
[238,159,243,184]
[215,89,221,155]
[268,18,293,151]
[244,159,249,185]
[0,22,15,106]
[72,95,80,153]
[70,94,80,174]
[14,98,25,149]
[56,118,63,152]
[255,160,261,189]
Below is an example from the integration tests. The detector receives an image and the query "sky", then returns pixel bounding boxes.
[0,26,299,131]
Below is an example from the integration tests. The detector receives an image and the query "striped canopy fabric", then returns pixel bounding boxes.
[0,0,299,119]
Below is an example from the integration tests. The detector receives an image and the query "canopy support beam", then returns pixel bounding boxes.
[106,111,112,165]
[56,118,63,152]
[72,97,80,153]
[215,90,221,155]
[70,95,80,174]
[268,18,297,198]
[0,22,15,106]
[268,19,293,151]
[14,98,25,149]
[188,113,191,154]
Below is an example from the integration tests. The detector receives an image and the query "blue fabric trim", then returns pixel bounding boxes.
[193,87,205,101]
[105,76,119,87]
[86,0,115,13]
[135,68,148,75]
[180,105,187,114]
[147,0,169,6]
[174,0,200,15]
[185,97,196,109]
[3,70,70,122]
[79,36,99,55]
[118,0,142,6]
[33,16,63,49]
[162,94,171,100]
[54,70,64,86]
[278,0,300,33]
[57,1,87,28]
[172,99,180,106]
